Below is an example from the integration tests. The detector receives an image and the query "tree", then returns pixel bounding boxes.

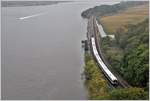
[108,87,148,100]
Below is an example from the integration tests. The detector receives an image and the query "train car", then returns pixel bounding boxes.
[91,37,118,85]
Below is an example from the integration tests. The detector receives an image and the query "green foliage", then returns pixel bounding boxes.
[101,37,124,72]
[120,19,149,87]
[84,53,108,99]
[108,87,149,100]
[96,87,149,100]
[84,50,149,100]
[102,18,149,88]
[122,44,149,86]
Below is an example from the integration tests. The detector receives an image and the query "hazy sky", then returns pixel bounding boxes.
[2,0,147,1]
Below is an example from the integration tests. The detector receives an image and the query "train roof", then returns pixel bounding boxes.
[91,37,117,81]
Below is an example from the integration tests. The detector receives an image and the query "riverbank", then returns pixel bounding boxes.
[83,52,109,99]
[83,52,148,100]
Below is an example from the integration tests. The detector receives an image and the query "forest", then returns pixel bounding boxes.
[101,18,149,89]
[82,1,149,100]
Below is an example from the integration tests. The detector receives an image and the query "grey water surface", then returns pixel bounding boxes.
[1,1,118,100]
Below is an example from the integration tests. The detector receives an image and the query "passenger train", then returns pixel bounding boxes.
[91,37,118,85]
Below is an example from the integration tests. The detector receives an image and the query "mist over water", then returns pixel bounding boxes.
[1,1,118,100]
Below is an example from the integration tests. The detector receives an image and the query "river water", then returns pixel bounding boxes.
[1,1,118,100]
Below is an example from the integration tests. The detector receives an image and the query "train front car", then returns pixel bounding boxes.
[109,73,118,85]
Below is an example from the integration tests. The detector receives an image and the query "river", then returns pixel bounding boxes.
[1,1,118,100]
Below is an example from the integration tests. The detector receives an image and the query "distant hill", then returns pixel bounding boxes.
[1,1,70,7]
[81,1,148,19]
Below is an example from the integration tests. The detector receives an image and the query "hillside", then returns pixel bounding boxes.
[102,18,149,87]
[82,1,149,100]
[81,1,148,19]
[100,4,149,34]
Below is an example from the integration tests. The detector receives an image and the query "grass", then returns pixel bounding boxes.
[84,52,110,99]
[100,4,149,34]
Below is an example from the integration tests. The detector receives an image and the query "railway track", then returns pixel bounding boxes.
[87,16,131,88]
